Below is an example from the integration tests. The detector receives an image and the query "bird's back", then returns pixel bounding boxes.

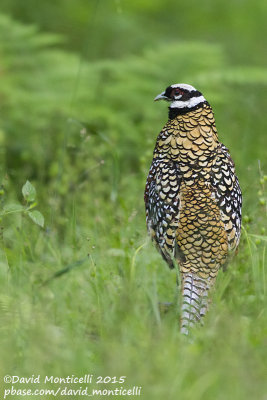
[145,99,242,334]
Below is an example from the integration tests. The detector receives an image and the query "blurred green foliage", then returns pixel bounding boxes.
[0,2,266,400]
[0,0,267,65]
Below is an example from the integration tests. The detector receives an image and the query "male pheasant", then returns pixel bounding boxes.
[144,83,242,334]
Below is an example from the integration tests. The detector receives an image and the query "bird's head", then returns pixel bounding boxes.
[154,83,207,116]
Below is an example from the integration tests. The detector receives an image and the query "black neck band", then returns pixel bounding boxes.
[168,101,209,119]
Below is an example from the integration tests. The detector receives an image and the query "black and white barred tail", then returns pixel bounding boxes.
[180,273,214,335]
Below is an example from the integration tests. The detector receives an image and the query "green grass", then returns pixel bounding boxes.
[0,2,267,399]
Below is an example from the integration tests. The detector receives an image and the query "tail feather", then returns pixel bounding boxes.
[180,272,214,335]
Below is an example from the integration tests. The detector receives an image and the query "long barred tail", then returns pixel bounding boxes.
[180,272,214,335]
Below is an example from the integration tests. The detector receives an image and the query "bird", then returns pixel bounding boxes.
[144,83,242,334]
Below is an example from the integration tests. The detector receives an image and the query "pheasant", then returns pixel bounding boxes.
[144,83,242,334]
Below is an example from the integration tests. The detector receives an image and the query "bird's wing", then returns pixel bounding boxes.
[144,157,182,268]
[211,144,242,252]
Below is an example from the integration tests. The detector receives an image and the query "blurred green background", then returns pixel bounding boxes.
[0,1,266,399]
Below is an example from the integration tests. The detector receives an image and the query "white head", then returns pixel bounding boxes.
[154,83,207,113]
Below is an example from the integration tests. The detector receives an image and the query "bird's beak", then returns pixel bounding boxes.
[154,92,168,101]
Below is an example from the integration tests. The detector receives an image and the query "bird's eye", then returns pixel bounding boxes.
[171,88,185,97]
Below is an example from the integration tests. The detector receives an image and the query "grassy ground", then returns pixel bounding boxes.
[0,2,266,399]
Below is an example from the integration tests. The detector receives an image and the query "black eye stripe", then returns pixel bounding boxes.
[164,86,173,97]
[179,90,202,98]
[164,86,202,99]
[190,90,202,97]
